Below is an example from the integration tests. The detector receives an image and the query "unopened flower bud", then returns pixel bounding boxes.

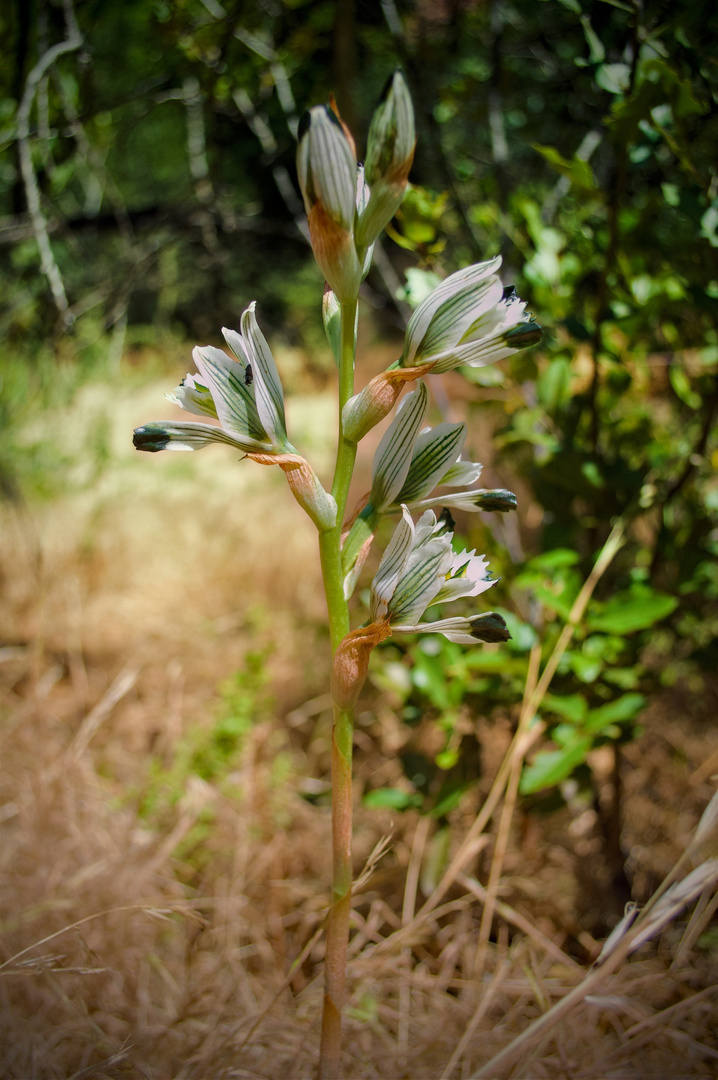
[322,285,342,368]
[356,70,415,250]
[342,365,429,443]
[297,106,362,302]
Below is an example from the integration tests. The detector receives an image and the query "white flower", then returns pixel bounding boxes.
[134,302,289,456]
[341,381,516,597]
[133,303,336,531]
[369,507,509,643]
[400,259,541,375]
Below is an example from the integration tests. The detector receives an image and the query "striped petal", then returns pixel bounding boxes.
[408,488,518,514]
[392,612,511,644]
[394,421,466,505]
[370,506,415,620]
[402,257,502,366]
[427,321,540,374]
[387,537,454,625]
[416,277,504,363]
[166,373,217,418]
[192,344,266,442]
[133,420,272,454]
[371,381,428,510]
[240,303,289,449]
[440,458,483,487]
[297,106,357,229]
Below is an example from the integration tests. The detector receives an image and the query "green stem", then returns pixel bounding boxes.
[318,295,359,1080]
[340,504,378,580]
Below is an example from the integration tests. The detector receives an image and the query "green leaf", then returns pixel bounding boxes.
[526,549,581,572]
[585,693,646,732]
[533,144,597,192]
[431,781,471,818]
[544,693,588,723]
[604,666,641,690]
[669,365,701,409]
[537,356,571,412]
[595,63,631,95]
[520,737,592,794]
[531,583,576,621]
[580,14,606,63]
[363,787,422,811]
[587,592,678,634]
[568,653,604,683]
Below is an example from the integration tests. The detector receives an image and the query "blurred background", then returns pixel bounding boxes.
[1,1,717,1077]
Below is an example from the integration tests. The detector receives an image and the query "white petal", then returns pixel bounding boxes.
[192,344,266,442]
[241,303,289,448]
[166,373,217,418]
[394,421,466,504]
[370,506,415,620]
[403,257,502,365]
[133,420,272,455]
[416,277,503,362]
[371,382,428,510]
[440,458,483,487]
[387,536,453,624]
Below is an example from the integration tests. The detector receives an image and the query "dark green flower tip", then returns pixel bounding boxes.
[468,612,511,643]
[379,68,405,104]
[133,424,169,452]
[438,507,457,532]
[477,489,518,512]
[506,319,542,348]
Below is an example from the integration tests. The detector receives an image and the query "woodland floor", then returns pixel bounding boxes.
[1,363,716,1079]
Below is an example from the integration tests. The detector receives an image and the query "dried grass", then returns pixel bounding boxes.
[1,380,716,1079]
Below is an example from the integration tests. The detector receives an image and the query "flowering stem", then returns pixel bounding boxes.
[332,297,359,525]
[317,295,359,1079]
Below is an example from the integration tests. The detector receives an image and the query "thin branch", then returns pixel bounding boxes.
[15,0,82,326]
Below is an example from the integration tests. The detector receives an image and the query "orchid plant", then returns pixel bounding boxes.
[134,72,540,1079]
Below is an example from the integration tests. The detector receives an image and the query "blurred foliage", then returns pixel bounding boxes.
[138,646,274,818]
[2,0,717,810]
[135,646,276,875]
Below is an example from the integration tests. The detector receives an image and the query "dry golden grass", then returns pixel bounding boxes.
[1,367,716,1079]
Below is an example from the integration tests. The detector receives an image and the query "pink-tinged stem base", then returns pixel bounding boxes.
[319,710,353,1079]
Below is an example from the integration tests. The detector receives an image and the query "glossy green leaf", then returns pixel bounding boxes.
[533,144,597,192]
